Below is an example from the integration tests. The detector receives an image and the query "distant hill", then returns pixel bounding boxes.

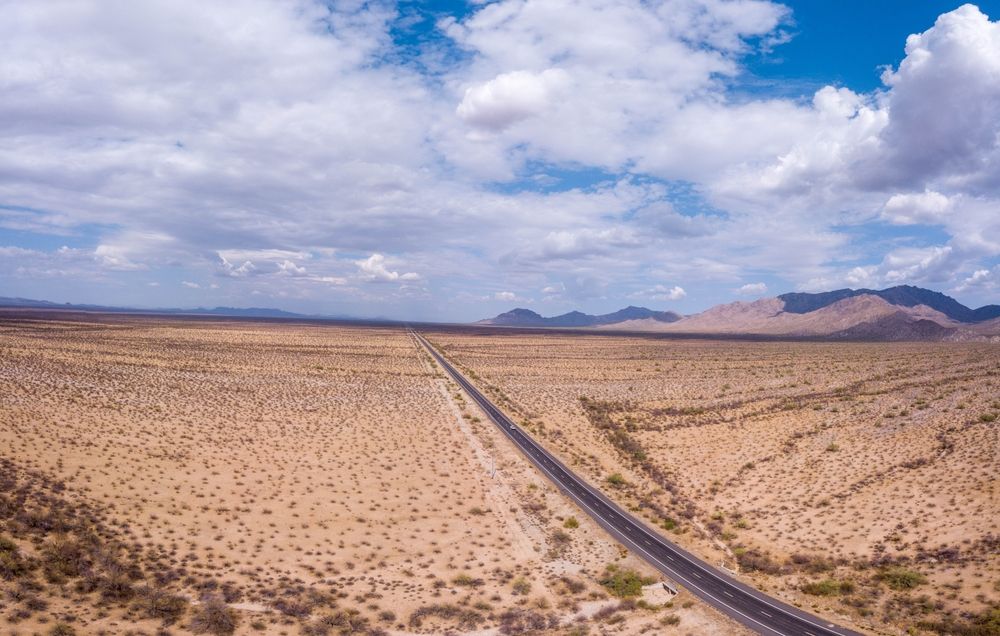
[479,286,999,341]
[480,305,682,327]
[0,296,307,319]
[778,285,1000,323]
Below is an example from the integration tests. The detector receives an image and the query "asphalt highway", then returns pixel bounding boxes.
[413,331,865,636]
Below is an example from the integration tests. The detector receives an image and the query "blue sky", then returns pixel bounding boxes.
[1,0,999,320]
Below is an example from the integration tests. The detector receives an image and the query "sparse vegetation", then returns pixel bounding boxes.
[598,565,655,598]
[878,567,927,590]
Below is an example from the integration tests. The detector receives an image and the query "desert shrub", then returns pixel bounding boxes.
[81,548,139,601]
[48,624,76,636]
[377,609,395,622]
[606,473,627,488]
[0,535,18,553]
[979,413,998,423]
[408,604,483,630]
[452,573,484,587]
[551,529,572,545]
[801,579,854,596]
[558,576,586,594]
[878,567,927,590]
[660,614,681,626]
[735,548,784,575]
[563,516,579,529]
[789,553,835,573]
[498,608,551,634]
[0,545,31,580]
[24,594,49,611]
[135,585,188,624]
[43,535,89,579]
[273,596,315,618]
[302,609,370,635]
[190,596,238,635]
[511,577,531,595]
[918,607,1000,635]
[598,565,655,598]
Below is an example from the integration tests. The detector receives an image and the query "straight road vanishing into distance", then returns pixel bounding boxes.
[413,330,864,636]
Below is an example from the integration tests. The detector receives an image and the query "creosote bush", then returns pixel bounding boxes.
[878,567,927,590]
[598,565,655,598]
[190,596,239,635]
[801,579,855,596]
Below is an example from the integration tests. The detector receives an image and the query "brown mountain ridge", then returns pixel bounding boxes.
[480,286,1000,341]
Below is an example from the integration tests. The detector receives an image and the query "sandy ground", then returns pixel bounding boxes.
[426,329,1000,635]
[0,312,748,635]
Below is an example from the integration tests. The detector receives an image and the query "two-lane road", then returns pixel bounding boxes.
[413,331,864,636]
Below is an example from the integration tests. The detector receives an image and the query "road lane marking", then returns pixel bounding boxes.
[415,334,853,636]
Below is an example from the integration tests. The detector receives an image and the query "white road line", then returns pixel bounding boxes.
[415,334,854,636]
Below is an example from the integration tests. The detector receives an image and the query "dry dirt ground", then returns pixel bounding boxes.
[425,328,1000,636]
[0,311,743,636]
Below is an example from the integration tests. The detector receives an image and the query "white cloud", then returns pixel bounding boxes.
[494,291,517,301]
[664,285,687,300]
[457,69,570,131]
[631,284,687,301]
[955,266,1000,292]
[354,253,420,282]
[0,1,999,316]
[219,256,257,278]
[737,282,767,295]
[181,281,200,289]
[881,190,952,225]
[277,260,307,276]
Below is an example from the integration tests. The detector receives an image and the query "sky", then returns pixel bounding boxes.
[1,0,999,321]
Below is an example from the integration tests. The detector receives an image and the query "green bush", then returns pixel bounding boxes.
[878,567,927,590]
[511,577,531,595]
[606,473,627,488]
[563,516,580,529]
[801,579,854,596]
[599,565,655,598]
[452,573,484,587]
[0,548,30,581]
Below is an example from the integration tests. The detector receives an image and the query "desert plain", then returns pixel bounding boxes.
[0,311,998,636]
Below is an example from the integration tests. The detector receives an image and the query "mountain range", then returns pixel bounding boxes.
[480,305,682,328]
[479,285,1000,341]
[0,296,311,319]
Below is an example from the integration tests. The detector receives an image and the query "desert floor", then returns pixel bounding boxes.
[425,328,1000,636]
[0,312,740,636]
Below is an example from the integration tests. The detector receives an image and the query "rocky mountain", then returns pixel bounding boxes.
[479,305,682,327]
[480,286,999,341]
[778,285,1000,322]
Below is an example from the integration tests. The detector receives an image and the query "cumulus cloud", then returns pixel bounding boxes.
[865,4,1000,192]
[354,253,420,282]
[181,281,200,289]
[631,284,687,301]
[457,69,570,131]
[881,191,952,225]
[737,282,768,295]
[955,266,1000,292]
[1,1,999,317]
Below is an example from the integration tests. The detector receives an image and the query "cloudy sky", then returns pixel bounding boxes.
[2,0,999,321]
